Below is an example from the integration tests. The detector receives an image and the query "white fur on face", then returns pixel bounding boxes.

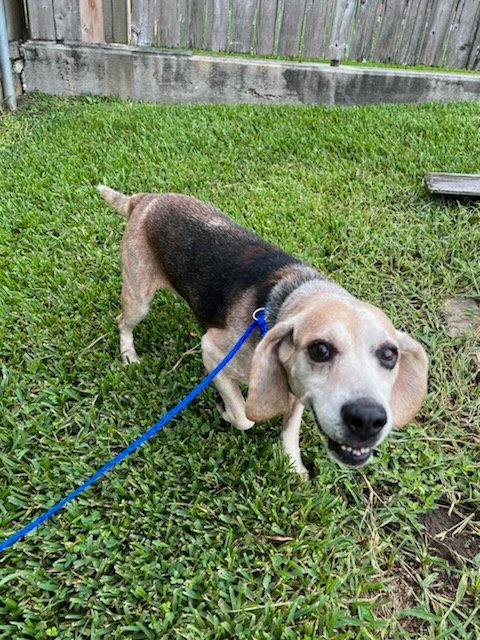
[277,295,400,450]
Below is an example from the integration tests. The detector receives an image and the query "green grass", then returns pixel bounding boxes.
[0,95,479,639]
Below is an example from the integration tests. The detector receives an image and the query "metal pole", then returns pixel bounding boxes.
[0,0,16,111]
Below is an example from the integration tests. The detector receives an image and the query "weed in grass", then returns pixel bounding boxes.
[0,95,479,639]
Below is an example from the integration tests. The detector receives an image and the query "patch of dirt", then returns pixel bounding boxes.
[378,552,475,635]
[444,297,480,338]
[419,506,480,564]
[377,558,426,634]
[376,507,479,635]
[378,571,415,615]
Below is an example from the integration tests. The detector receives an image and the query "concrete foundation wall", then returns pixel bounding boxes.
[23,41,480,106]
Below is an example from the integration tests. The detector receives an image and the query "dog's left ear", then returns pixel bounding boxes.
[391,331,428,429]
[245,320,294,423]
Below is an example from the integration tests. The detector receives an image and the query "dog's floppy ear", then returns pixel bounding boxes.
[391,331,428,429]
[245,320,294,422]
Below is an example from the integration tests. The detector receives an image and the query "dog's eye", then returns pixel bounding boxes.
[307,341,335,363]
[377,344,398,369]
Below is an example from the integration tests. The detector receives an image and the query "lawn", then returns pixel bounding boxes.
[0,95,479,639]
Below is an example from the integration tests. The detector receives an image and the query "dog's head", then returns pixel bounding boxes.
[245,294,428,467]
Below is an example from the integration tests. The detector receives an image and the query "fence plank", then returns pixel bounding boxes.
[373,0,408,63]
[131,0,156,46]
[303,0,336,58]
[426,173,480,197]
[277,0,305,56]
[350,0,382,61]
[102,0,113,41]
[230,0,256,52]
[102,0,128,43]
[189,0,206,48]
[5,0,25,40]
[177,0,190,48]
[158,0,180,47]
[444,0,480,69]
[26,0,56,40]
[53,0,81,41]
[256,0,277,55]
[396,0,430,65]
[205,0,230,51]
[467,20,480,69]
[79,0,105,43]
[420,0,456,66]
[330,0,356,61]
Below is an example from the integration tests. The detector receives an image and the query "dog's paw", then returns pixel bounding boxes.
[291,461,309,481]
[235,418,255,431]
[215,394,255,431]
[297,468,310,481]
[121,350,140,365]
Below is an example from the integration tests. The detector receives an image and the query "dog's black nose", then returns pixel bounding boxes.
[341,398,387,440]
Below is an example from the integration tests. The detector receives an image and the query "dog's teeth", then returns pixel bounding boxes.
[339,443,371,457]
[342,446,371,457]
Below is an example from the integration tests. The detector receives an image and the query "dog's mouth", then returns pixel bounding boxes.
[327,438,372,467]
[311,407,374,467]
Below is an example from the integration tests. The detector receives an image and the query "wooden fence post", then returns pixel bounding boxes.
[256,0,278,55]
[188,0,205,48]
[277,0,306,57]
[5,0,25,40]
[303,0,335,59]
[79,0,105,43]
[443,0,480,69]
[230,0,256,53]
[102,0,129,44]
[25,0,56,40]
[53,0,81,41]
[329,0,356,64]
[205,0,230,52]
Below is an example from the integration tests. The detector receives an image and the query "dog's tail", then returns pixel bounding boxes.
[97,185,131,218]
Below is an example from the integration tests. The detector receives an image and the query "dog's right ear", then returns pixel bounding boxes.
[245,320,294,422]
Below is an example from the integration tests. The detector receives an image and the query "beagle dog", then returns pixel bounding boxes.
[99,186,428,477]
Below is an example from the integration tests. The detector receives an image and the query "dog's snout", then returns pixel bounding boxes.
[341,398,387,440]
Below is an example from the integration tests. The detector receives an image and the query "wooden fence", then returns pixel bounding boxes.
[25,0,480,70]
[4,0,24,41]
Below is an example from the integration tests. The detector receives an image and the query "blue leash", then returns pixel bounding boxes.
[0,309,268,553]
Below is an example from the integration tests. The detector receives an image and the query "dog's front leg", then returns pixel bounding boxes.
[202,333,255,431]
[282,398,308,479]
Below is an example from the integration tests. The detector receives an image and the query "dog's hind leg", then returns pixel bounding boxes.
[117,283,157,364]
[117,224,170,364]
